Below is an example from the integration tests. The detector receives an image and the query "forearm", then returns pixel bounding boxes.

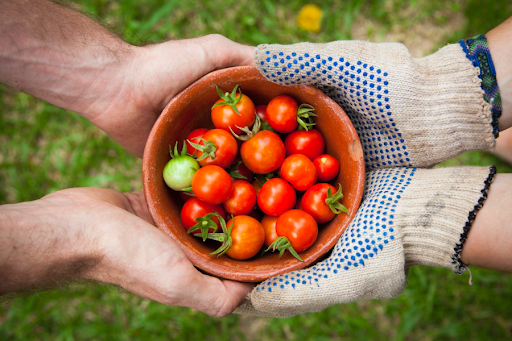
[461,173,512,272]
[0,198,99,294]
[488,16,512,130]
[0,0,135,121]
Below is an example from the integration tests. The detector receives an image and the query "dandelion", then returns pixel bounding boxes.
[297,4,323,33]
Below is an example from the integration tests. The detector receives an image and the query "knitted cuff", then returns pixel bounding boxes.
[459,35,502,138]
[400,166,496,272]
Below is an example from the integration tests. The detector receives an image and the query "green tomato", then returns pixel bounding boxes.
[163,155,200,191]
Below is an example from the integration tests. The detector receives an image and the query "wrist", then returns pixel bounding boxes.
[0,196,102,294]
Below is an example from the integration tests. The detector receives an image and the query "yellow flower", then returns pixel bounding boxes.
[297,4,323,33]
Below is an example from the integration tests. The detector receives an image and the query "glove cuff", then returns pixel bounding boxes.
[400,166,496,272]
[459,35,502,138]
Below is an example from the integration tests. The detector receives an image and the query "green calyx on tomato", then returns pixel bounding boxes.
[326,184,349,215]
[254,172,276,187]
[230,114,261,141]
[187,138,217,162]
[163,141,200,191]
[187,212,220,242]
[226,160,247,180]
[266,237,304,262]
[205,213,235,257]
[296,104,317,131]
[212,84,243,116]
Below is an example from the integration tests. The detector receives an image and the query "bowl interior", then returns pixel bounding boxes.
[143,66,365,282]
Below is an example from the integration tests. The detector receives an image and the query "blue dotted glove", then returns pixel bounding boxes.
[254,41,495,169]
[235,166,495,317]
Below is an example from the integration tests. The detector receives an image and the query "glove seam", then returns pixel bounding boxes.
[451,165,497,274]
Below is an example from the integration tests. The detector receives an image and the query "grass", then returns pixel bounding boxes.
[2,0,512,340]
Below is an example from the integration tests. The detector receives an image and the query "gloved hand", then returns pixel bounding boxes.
[235,39,500,317]
[254,40,497,169]
[235,165,495,317]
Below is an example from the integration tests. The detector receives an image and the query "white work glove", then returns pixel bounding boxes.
[235,39,499,317]
[236,166,495,317]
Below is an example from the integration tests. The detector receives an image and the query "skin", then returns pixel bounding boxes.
[460,16,512,273]
[0,0,255,316]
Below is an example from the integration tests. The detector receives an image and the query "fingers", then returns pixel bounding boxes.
[176,270,254,317]
[196,34,256,71]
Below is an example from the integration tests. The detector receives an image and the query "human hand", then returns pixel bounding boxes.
[253,40,496,169]
[87,34,255,157]
[0,188,253,317]
[235,166,495,317]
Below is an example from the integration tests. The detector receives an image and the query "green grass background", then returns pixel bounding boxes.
[1,0,512,340]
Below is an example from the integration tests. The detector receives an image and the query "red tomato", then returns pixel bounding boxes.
[192,165,232,205]
[241,130,285,174]
[179,191,195,203]
[255,105,268,123]
[211,88,256,134]
[227,157,254,183]
[313,154,340,182]
[223,180,257,216]
[180,198,226,233]
[225,215,265,260]
[284,129,325,160]
[280,154,317,191]
[276,209,318,252]
[185,128,208,156]
[192,129,238,169]
[266,95,299,133]
[301,183,338,223]
[261,215,279,247]
[257,178,296,216]
[251,179,262,198]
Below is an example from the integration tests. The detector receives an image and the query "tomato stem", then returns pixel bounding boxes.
[186,138,218,162]
[212,84,243,116]
[187,213,219,241]
[208,213,234,257]
[325,183,349,215]
[266,236,304,262]
[230,114,261,141]
[296,103,317,131]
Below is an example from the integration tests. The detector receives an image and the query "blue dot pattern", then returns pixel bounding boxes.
[256,167,416,293]
[259,49,412,170]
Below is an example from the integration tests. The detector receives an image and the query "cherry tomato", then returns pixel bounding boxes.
[266,95,299,133]
[192,165,232,205]
[180,198,226,234]
[284,129,325,160]
[185,128,208,156]
[223,180,257,216]
[261,215,279,247]
[251,179,261,197]
[163,144,200,191]
[179,191,195,203]
[313,154,340,182]
[255,105,268,123]
[227,157,254,183]
[211,86,256,134]
[257,178,296,216]
[225,215,265,260]
[276,209,318,252]
[301,183,338,223]
[280,154,317,191]
[191,129,238,169]
[241,130,285,174]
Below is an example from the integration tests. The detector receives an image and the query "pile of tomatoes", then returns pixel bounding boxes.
[163,85,347,261]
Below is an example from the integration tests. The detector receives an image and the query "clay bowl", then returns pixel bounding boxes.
[143,66,365,282]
